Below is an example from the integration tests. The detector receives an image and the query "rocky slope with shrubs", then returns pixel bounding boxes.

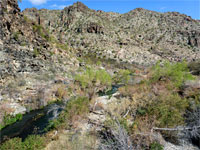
[0,1,200,150]
[23,2,200,66]
[0,0,78,119]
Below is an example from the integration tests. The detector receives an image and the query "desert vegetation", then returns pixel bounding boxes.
[0,135,46,150]
[1,60,199,150]
[0,0,200,149]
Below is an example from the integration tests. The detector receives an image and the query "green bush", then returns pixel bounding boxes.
[0,135,46,150]
[150,142,163,150]
[113,69,132,84]
[23,135,46,150]
[0,114,23,130]
[0,138,23,150]
[150,61,195,88]
[75,68,112,99]
[75,68,112,89]
[147,94,189,128]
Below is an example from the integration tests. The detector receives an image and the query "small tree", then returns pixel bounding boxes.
[75,67,112,99]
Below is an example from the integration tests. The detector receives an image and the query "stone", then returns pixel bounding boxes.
[9,103,26,115]
[184,80,200,89]
[164,142,199,150]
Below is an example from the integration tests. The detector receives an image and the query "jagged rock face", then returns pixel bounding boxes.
[86,22,104,34]
[0,0,78,116]
[23,2,200,66]
[0,0,19,41]
[66,1,90,13]
[0,0,77,80]
[0,0,48,80]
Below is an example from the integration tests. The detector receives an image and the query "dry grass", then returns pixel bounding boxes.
[118,85,137,97]
[55,84,68,99]
[107,98,132,118]
[45,130,98,150]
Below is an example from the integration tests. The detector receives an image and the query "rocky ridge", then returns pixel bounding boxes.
[23,2,200,66]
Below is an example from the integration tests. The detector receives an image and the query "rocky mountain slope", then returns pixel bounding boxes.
[0,0,78,117]
[23,2,200,66]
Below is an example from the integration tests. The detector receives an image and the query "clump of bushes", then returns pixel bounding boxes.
[150,142,163,150]
[113,69,132,85]
[147,93,189,128]
[150,61,195,88]
[75,67,112,99]
[0,135,46,150]
[124,61,196,146]
[132,93,189,144]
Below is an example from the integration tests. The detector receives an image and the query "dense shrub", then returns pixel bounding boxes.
[0,138,23,150]
[113,69,132,84]
[150,61,195,88]
[150,142,163,150]
[23,135,46,150]
[147,94,189,128]
[0,135,46,150]
[75,67,112,99]
[131,93,190,146]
